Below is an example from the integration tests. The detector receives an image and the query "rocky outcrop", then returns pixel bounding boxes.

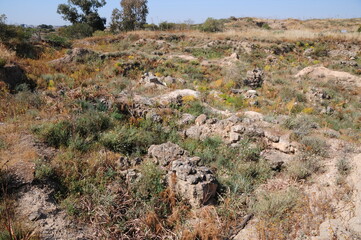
[170,159,218,208]
[148,142,190,166]
[152,89,200,105]
[295,66,361,88]
[147,143,218,208]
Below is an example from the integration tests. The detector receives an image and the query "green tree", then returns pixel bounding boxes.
[110,0,148,32]
[57,0,107,31]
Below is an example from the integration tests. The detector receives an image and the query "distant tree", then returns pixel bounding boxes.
[57,0,107,31]
[0,14,7,24]
[110,0,148,32]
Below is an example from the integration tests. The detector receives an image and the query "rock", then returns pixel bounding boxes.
[243,111,264,122]
[315,219,353,240]
[178,113,195,125]
[50,48,98,65]
[140,72,167,88]
[232,125,246,134]
[264,131,280,143]
[195,114,207,125]
[184,125,203,140]
[295,66,361,88]
[148,142,189,166]
[271,134,297,153]
[230,132,241,143]
[170,159,218,208]
[303,48,314,56]
[153,89,200,105]
[244,68,264,88]
[328,49,357,58]
[244,90,258,99]
[145,111,162,122]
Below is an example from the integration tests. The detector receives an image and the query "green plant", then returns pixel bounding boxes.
[284,114,319,139]
[133,161,165,201]
[44,33,70,48]
[0,137,6,149]
[34,159,54,181]
[357,26,361,32]
[200,18,224,32]
[58,23,94,39]
[33,120,72,148]
[301,136,327,157]
[251,188,300,220]
[287,155,320,180]
[0,58,6,68]
[336,157,351,175]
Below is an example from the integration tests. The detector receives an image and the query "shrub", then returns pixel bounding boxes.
[0,58,6,68]
[287,155,320,180]
[33,120,72,148]
[159,21,176,31]
[252,188,300,220]
[44,33,71,48]
[59,23,93,39]
[336,157,351,175]
[200,18,224,32]
[284,114,319,139]
[133,161,165,201]
[35,159,54,181]
[357,26,361,32]
[0,137,6,149]
[301,136,327,157]
[74,111,111,138]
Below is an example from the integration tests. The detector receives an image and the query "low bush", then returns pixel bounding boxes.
[287,155,320,180]
[33,120,72,148]
[336,157,351,175]
[251,188,300,220]
[284,114,319,139]
[200,18,224,32]
[301,136,327,157]
[58,23,93,39]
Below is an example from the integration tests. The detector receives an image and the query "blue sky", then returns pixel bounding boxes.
[0,0,360,26]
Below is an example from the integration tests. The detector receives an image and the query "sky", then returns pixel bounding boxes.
[0,0,360,26]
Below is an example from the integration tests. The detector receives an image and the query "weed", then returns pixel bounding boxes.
[287,154,320,180]
[336,157,351,175]
[284,114,319,139]
[34,159,54,181]
[252,188,300,220]
[33,120,72,148]
[301,136,327,157]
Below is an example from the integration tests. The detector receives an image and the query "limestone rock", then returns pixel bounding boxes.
[148,142,189,166]
[170,159,218,208]
[295,66,361,88]
[153,89,200,105]
[244,68,264,88]
[195,114,207,125]
[178,113,195,125]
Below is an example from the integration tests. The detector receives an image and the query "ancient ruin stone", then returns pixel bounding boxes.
[244,68,264,88]
[148,142,189,166]
[170,159,218,208]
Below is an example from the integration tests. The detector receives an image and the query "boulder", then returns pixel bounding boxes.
[148,142,189,166]
[152,89,200,105]
[178,113,195,125]
[195,114,207,125]
[169,159,218,208]
[244,68,264,88]
[295,66,361,88]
